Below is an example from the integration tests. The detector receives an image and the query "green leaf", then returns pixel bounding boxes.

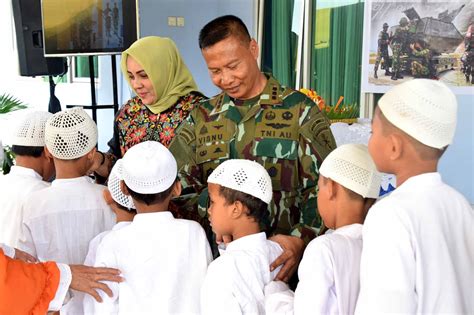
[0,93,28,114]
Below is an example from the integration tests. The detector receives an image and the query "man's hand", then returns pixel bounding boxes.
[14,248,37,263]
[215,233,233,245]
[269,234,305,282]
[69,265,123,302]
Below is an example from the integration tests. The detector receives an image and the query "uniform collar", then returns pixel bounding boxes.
[51,176,94,186]
[209,74,284,117]
[9,165,43,180]
[333,223,363,239]
[393,172,442,195]
[223,232,268,253]
[132,211,174,225]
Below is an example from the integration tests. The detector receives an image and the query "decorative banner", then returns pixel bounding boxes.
[361,0,474,95]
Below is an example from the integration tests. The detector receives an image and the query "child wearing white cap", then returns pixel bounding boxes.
[19,108,115,265]
[0,111,54,247]
[62,161,136,315]
[200,159,284,314]
[356,79,473,314]
[265,144,382,315]
[84,141,212,314]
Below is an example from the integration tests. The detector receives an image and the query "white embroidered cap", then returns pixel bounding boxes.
[378,79,457,149]
[45,108,98,159]
[207,159,273,204]
[120,141,177,194]
[11,111,52,147]
[108,159,135,210]
[320,144,382,198]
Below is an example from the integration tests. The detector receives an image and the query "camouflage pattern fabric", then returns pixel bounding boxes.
[169,75,336,247]
[411,48,431,77]
[374,30,390,71]
[391,25,410,73]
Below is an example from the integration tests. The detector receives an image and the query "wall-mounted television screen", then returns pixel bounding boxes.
[41,0,138,56]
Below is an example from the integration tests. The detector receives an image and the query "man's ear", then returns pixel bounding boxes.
[249,38,259,60]
[87,147,97,161]
[120,180,130,196]
[231,200,245,219]
[327,178,337,200]
[103,189,114,205]
[43,147,53,160]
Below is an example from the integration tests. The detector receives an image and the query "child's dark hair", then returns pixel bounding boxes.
[198,15,251,49]
[125,177,178,206]
[11,145,43,158]
[219,186,269,224]
[114,201,137,214]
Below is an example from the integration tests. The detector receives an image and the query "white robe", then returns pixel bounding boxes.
[19,176,116,264]
[201,232,283,315]
[60,221,131,315]
[83,211,212,315]
[356,173,474,314]
[0,166,49,247]
[264,224,363,315]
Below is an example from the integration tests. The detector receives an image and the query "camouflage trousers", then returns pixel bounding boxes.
[391,44,402,73]
[374,47,389,71]
[411,61,429,77]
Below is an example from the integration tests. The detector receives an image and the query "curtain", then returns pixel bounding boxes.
[311,1,364,109]
[75,56,99,78]
[262,0,297,87]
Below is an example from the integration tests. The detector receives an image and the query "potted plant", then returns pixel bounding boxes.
[0,93,28,174]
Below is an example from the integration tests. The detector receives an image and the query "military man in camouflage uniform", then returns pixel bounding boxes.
[390,17,410,80]
[374,23,392,79]
[170,15,336,281]
[410,39,434,78]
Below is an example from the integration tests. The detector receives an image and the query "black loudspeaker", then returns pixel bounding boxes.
[12,0,67,77]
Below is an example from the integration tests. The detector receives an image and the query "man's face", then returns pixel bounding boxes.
[202,36,261,99]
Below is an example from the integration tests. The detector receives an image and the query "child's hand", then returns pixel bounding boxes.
[269,235,304,282]
[215,233,232,245]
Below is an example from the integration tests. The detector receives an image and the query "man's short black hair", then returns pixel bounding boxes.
[199,15,251,49]
[125,178,177,206]
[11,145,43,158]
[219,186,269,225]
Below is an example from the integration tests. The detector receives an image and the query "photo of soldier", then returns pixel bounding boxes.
[410,37,437,79]
[374,23,392,79]
[461,23,474,83]
[390,17,410,80]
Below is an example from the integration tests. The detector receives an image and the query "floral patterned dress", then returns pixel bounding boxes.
[108,92,205,158]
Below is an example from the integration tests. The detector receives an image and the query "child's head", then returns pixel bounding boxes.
[44,108,98,170]
[104,160,136,222]
[119,141,180,211]
[369,79,457,175]
[206,159,272,238]
[11,111,55,180]
[318,144,381,229]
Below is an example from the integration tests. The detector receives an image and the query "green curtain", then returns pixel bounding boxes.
[75,56,99,78]
[311,1,364,109]
[262,0,297,87]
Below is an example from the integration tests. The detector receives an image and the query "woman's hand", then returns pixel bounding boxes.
[269,234,304,282]
[14,248,37,263]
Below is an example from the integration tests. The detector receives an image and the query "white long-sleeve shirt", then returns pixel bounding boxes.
[19,176,116,264]
[264,224,363,315]
[201,232,283,315]
[83,211,212,315]
[0,166,49,247]
[61,221,131,315]
[356,173,474,314]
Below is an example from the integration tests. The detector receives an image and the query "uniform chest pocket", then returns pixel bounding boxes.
[253,108,300,192]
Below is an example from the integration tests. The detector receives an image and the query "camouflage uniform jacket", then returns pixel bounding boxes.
[170,75,336,241]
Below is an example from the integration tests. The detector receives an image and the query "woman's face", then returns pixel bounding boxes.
[126,56,157,105]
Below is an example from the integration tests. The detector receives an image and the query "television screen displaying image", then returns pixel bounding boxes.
[41,0,138,56]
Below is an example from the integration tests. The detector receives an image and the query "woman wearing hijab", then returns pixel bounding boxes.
[93,36,205,177]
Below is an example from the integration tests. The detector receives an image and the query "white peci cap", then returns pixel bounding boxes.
[120,141,177,194]
[107,159,135,210]
[45,108,98,159]
[320,144,382,199]
[11,111,52,147]
[378,79,457,149]
[207,159,273,204]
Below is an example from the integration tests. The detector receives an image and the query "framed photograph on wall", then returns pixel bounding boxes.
[361,0,474,95]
